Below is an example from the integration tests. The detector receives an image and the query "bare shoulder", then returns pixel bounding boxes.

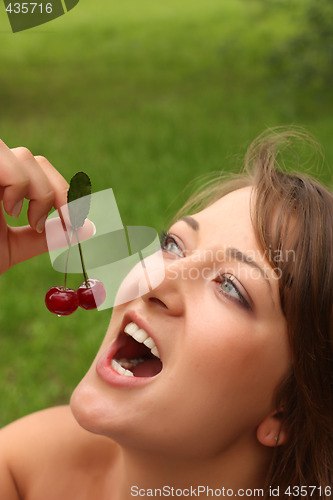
[1,405,84,443]
[0,405,116,460]
[0,406,118,500]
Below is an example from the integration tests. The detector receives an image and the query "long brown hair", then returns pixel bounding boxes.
[175,128,333,498]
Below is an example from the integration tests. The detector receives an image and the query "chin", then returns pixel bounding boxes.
[69,370,140,448]
[70,377,110,436]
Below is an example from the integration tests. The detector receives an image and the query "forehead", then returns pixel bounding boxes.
[193,186,256,249]
[189,187,281,286]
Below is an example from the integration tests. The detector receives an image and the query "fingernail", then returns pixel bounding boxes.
[12,200,23,218]
[36,215,47,234]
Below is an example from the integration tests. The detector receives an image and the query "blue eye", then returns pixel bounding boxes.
[160,231,184,257]
[217,274,250,310]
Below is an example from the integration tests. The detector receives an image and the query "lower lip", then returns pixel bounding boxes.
[96,338,158,388]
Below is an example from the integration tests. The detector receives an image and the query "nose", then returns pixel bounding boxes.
[140,258,187,317]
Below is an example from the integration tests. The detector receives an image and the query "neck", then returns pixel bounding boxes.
[113,436,272,500]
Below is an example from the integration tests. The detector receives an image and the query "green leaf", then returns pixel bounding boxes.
[67,171,92,229]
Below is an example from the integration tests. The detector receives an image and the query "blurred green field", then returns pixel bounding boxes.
[0,0,332,427]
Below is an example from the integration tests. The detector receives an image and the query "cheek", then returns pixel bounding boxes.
[180,312,288,418]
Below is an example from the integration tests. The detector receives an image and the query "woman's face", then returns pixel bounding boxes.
[71,187,290,458]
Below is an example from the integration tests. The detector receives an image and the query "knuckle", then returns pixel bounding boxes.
[13,146,33,161]
[35,155,48,164]
[60,185,69,198]
[16,176,30,191]
[42,188,55,205]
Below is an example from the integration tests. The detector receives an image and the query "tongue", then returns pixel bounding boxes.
[132,358,162,377]
[115,334,163,377]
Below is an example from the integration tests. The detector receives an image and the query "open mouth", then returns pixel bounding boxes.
[111,322,163,378]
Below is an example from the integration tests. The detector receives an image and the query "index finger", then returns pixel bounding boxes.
[34,155,69,210]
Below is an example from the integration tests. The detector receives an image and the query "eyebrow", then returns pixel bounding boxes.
[225,247,271,285]
[180,215,273,297]
[180,216,199,231]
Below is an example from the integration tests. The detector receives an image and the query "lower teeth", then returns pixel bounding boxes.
[111,359,133,377]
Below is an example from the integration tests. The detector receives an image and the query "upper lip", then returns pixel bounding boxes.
[119,309,162,360]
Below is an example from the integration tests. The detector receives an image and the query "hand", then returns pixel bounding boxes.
[0,139,69,275]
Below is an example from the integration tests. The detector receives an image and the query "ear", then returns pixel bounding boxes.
[256,410,288,447]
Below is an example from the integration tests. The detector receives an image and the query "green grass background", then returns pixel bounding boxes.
[0,0,332,427]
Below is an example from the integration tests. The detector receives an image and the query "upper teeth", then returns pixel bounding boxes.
[124,322,160,359]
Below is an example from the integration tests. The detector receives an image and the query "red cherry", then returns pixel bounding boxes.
[45,286,79,316]
[77,279,106,310]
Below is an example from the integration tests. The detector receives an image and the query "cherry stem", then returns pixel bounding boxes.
[64,229,74,290]
[74,228,89,287]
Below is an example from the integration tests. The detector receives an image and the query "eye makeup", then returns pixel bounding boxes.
[215,274,251,310]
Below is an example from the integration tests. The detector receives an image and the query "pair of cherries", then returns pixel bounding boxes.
[45,172,107,316]
[45,279,106,316]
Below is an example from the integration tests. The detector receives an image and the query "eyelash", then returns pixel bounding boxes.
[160,230,184,257]
[160,231,250,310]
[215,274,250,310]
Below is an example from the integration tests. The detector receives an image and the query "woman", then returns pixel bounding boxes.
[0,129,332,499]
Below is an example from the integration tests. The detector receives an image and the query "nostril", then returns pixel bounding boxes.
[148,297,168,308]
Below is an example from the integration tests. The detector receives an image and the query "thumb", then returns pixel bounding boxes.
[8,218,96,267]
